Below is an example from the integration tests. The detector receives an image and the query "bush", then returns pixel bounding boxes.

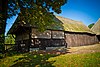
[0,54,5,59]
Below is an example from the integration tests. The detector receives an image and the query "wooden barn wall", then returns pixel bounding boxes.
[97,35,100,41]
[52,30,64,39]
[31,28,65,49]
[31,28,64,39]
[15,39,30,52]
[30,38,65,48]
[16,33,29,41]
[65,33,99,47]
[15,29,30,52]
[31,29,51,39]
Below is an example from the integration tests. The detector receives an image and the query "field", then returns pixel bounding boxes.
[0,44,100,67]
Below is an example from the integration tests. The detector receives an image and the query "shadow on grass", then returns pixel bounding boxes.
[10,48,71,67]
[10,53,57,67]
[0,50,22,59]
[1,47,71,67]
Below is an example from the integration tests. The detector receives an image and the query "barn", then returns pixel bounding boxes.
[91,18,100,41]
[8,16,99,52]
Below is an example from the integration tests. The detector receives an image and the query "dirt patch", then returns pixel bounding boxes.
[67,44,100,54]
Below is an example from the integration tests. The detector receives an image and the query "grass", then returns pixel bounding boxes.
[0,52,57,67]
[0,44,100,67]
[48,52,100,67]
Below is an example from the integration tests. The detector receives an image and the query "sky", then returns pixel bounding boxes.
[5,0,100,35]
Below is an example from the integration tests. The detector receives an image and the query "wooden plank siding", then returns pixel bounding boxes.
[65,32,99,47]
[15,27,30,52]
[14,27,99,52]
[31,28,65,50]
[15,28,65,52]
[96,35,100,41]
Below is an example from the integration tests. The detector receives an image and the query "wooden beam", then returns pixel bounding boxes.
[28,27,32,52]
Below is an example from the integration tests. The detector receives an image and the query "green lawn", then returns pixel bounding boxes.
[48,52,100,67]
[0,53,57,67]
[0,44,100,67]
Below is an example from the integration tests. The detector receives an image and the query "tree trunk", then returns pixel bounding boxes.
[0,0,8,53]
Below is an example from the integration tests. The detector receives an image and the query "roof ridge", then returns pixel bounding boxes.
[55,15,81,22]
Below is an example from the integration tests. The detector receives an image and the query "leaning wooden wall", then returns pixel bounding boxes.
[65,33,99,47]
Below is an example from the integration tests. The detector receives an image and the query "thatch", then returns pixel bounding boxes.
[91,18,100,35]
[55,16,93,33]
[8,15,93,34]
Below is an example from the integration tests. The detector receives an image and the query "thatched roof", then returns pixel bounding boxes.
[8,15,94,34]
[91,18,100,35]
[55,16,93,33]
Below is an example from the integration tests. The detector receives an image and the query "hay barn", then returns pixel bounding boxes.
[91,18,100,41]
[8,16,99,52]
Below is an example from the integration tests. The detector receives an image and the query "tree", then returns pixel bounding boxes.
[0,0,67,53]
[0,0,8,53]
[88,23,94,29]
[8,0,67,31]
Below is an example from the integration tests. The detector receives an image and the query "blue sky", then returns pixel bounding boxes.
[56,0,100,25]
[6,0,100,35]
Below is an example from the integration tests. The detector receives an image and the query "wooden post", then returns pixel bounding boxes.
[28,27,31,52]
[64,32,67,48]
[51,30,53,46]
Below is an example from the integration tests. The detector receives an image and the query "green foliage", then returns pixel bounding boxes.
[0,34,5,53]
[88,23,94,29]
[0,54,5,59]
[8,0,67,31]
[5,34,15,44]
[8,0,67,18]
